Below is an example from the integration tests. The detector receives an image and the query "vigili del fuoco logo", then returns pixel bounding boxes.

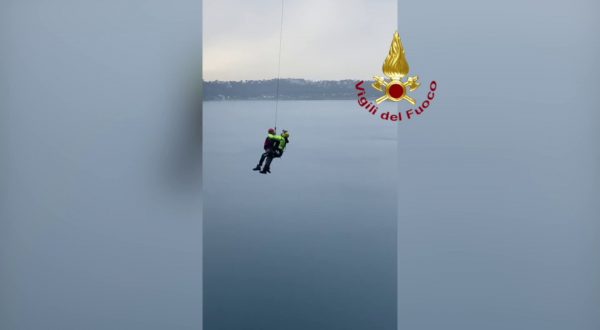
[356,31,438,122]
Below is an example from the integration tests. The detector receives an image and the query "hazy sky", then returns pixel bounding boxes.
[203,0,396,81]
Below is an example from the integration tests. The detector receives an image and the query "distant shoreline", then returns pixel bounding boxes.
[202,98,359,101]
[203,79,373,101]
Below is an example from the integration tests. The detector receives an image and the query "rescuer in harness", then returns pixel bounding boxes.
[253,128,290,174]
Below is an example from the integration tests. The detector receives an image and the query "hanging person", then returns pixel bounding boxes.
[253,128,283,173]
[259,130,290,174]
[273,130,290,158]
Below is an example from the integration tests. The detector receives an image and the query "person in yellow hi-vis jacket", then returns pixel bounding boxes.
[252,129,290,174]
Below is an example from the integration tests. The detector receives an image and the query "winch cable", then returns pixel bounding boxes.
[273,0,284,129]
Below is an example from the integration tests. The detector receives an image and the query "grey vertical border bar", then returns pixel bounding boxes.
[396,2,400,330]
[0,1,7,223]
[395,1,401,330]
[0,1,8,307]
[200,0,204,329]
[200,1,204,329]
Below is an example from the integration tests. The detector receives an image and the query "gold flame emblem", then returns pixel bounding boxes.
[372,31,420,105]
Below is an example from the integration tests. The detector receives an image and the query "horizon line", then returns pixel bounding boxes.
[203,78,373,82]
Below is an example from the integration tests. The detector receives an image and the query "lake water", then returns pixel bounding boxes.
[203,100,398,329]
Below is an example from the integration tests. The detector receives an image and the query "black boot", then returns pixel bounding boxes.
[252,165,261,171]
[260,167,271,174]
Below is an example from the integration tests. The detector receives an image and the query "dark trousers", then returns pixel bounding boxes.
[258,149,283,169]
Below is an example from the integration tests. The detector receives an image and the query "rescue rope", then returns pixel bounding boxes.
[274,0,284,129]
